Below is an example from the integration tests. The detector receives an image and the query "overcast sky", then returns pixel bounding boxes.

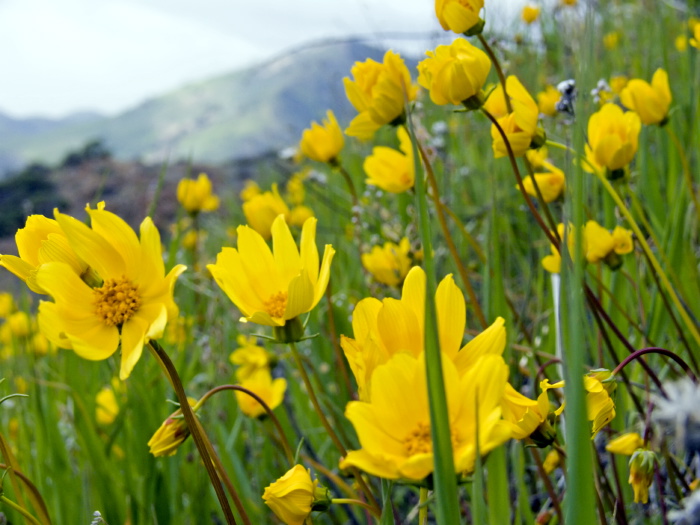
[0,0,522,119]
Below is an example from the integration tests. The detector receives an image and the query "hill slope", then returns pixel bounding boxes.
[2,39,397,169]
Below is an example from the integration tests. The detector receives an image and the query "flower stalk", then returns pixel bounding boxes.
[405,107,461,524]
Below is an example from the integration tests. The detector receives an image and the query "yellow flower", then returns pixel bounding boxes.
[417,38,491,107]
[148,398,197,457]
[36,204,186,380]
[344,50,417,140]
[603,31,620,50]
[236,369,286,418]
[242,184,290,240]
[606,432,644,456]
[585,103,641,174]
[620,69,672,126]
[208,215,335,328]
[300,110,344,164]
[526,147,549,169]
[561,0,577,5]
[584,220,634,268]
[0,293,14,318]
[521,165,566,203]
[181,229,204,251]
[340,352,512,480]
[288,205,315,228]
[240,179,261,202]
[341,266,507,401]
[96,387,119,425]
[363,126,415,193]
[484,76,541,158]
[176,173,220,214]
[361,238,412,287]
[435,0,484,35]
[286,172,307,206]
[0,214,89,294]
[230,335,270,381]
[584,369,616,436]
[521,5,540,24]
[31,332,53,356]
[501,379,564,444]
[675,35,688,52]
[537,85,560,117]
[6,311,30,338]
[690,23,700,48]
[543,450,561,474]
[629,450,657,503]
[263,465,327,525]
[609,75,628,94]
[541,223,580,274]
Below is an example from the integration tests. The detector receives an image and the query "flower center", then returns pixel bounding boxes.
[94,276,141,326]
[263,291,287,318]
[403,421,432,456]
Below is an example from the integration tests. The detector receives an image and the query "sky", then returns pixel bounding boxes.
[0,0,521,119]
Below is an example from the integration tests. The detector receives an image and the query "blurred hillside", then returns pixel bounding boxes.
[0,38,403,174]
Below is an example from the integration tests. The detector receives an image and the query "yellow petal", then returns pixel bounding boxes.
[435,274,466,359]
[454,317,506,374]
[272,215,301,284]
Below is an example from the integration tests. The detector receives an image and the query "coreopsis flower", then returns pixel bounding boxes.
[229,335,271,381]
[299,110,344,164]
[484,76,542,158]
[690,22,700,48]
[610,75,629,95]
[537,85,561,117]
[242,184,290,240]
[236,369,287,418]
[606,432,644,456]
[148,398,197,457]
[262,465,331,525]
[435,0,484,35]
[240,179,261,202]
[603,31,620,50]
[288,205,315,228]
[585,369,616,436]
[208,215,335,330]
[6,311,30,338]
[340,352,512,480]
[584,221,634,268]
[0,293,14,318]
[628,450,657,503]
[417,38,491,107]
[502,378,564,445]
[286,172,307,206]
[176,173,219,214]
[541,223,582,274]
[620,69,672,126]
[344,50,418,140]
[0,214,90,295]
[361,237,412,287]
[363,126,415,193]
[341,266,507,401]
[584,103,641,176]
[543,450,561,474]
[676,35,688,52]
[35,204,186,380]
[521,165,566,203]
[522,5,540,24]
[96,387,119,425]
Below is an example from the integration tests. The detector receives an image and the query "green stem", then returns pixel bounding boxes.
[590,168,700,349]
[0,495,42,525]
[665,125,700,223]
[288,342,381,514]
[477,34,512,113]
[406,106,461,524]
[414,136,488,328]
[148,341,237,525]
[331,499,381,517]
[197,385,295,467]
[418,487,429,525]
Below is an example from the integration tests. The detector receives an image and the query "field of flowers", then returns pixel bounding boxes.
[1,0,700,523]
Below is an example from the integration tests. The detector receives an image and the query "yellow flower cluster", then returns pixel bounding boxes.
[0,204,186,380]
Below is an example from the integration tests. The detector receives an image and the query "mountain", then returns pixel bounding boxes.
[1,38,405,173]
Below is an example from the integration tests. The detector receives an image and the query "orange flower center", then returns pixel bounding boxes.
[263,291,288,318]
[403,421,432,456]
[94,276,141,326]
